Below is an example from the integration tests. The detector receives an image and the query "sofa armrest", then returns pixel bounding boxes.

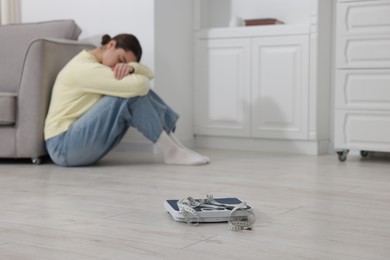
[15,38,95,157]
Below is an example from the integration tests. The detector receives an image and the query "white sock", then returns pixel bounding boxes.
[169,132,210,163]
[156,131,209,165]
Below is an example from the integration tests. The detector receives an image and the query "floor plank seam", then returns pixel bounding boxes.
[277,206,305,216]
[178,235,218,250]
[340,186,361,194]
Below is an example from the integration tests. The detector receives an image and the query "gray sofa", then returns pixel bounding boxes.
[0,20,95,164]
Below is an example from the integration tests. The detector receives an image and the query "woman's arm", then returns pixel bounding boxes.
[129,62,154,80]
[66,59,153,98]
[112,62,154,81]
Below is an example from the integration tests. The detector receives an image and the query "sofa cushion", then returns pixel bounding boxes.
[0,92,17,125]
[0,20,82,93]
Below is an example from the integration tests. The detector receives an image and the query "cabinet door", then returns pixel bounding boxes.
[251,35,309,139]
[194,38,251,137]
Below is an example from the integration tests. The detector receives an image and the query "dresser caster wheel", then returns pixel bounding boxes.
[337,150,349,162]
[360,151,369,158]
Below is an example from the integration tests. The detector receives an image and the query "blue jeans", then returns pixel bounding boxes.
[45,90,178,166]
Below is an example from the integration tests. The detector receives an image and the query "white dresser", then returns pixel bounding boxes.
[334,0,390,161]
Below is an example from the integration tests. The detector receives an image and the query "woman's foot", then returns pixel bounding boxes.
[163,146,209,165]
[169,132,210,163]
[156,131,209,165]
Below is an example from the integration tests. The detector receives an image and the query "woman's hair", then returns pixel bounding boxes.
[101,34,143,62]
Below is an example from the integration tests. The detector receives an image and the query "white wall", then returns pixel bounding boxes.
[20,0,155,70]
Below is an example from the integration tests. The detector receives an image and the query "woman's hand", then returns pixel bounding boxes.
[112,63,135,80]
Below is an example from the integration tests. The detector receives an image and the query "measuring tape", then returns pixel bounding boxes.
[177,194,255,231]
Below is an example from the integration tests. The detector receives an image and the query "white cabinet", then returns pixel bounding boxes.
[194,34,309,140]
[334,0,390,161]
[193,0,333,155]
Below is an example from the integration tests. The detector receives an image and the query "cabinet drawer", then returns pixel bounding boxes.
[337,0,390,36]
[335,110,390,151]
[335,69,390,110]
[336,35,390,68]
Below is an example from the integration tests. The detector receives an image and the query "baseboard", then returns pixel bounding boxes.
[114,135,330,155]
[194,135,330,155]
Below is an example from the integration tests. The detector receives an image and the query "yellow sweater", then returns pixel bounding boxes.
[44,50,153,140]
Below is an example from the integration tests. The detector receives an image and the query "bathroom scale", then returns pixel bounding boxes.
[164,197,253,223]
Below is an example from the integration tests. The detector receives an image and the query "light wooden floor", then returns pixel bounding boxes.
[0,148,390,260]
